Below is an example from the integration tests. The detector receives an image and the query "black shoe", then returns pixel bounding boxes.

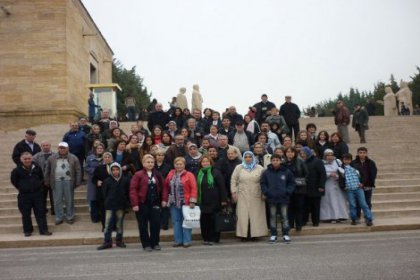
[66,219,74,224]
[153,245,161,251]
[351,220,357,225]
[144,246,153,252]
[40,231,52,236]
[366,221,373,227]
[51,211,55,216]
[313,223,319,227]
[97,243,112,250]
[55,220,63,225]
[116,241,126,248]
[240,237,247,242]
[24,232,32,237]
[296,226,302,232]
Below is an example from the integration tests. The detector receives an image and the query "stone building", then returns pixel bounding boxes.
[0,0,114,129]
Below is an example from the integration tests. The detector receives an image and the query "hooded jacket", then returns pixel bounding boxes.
[261,164,295,204]
[102,163,131,210]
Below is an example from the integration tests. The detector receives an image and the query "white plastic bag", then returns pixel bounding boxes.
[182,205,201,229]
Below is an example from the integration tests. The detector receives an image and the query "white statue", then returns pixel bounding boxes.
[383,86,398,117]
[191,84,203,112]
[176,87,188,110]
[396,80,413,115]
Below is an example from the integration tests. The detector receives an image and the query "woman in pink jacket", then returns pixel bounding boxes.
[164,157,197,248]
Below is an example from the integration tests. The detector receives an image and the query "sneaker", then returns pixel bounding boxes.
[97,243,112,250]
[153,245,161,251]
[366,221,373,227]
[269,236,277,243]
[172,243,182,247]
[283,235,291,243]
[143,246,153,252]
[116,241,126,248]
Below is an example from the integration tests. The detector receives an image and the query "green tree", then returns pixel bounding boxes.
[409,66,420,107]
[112,59,151,119]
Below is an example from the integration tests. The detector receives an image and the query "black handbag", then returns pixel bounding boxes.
[215,208,236,232]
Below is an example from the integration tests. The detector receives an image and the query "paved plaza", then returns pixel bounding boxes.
[1,230,419,280]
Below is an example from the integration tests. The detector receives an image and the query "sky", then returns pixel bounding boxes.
[83,0,420,115]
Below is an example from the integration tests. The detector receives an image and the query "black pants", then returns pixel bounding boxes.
[305,196,321,226]
[18,190,49,234]
[200,212,221,243]
[43,186,54,213]
[161,206,170,230]
[288,193,306,229]
[135,203,161,248]
[288,123,300,142]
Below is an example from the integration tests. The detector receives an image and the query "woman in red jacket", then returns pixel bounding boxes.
[130,154,167,252]
[164,157,197,248]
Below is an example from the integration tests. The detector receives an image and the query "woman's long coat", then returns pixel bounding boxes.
[231,164,267,238]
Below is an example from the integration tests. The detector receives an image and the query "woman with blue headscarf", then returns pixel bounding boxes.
[231,151,267,240]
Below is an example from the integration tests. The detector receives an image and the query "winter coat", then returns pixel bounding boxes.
[102,164,131,210]
[198,168,227,213]
[351,157,377,188]
[332,141,349,161]
[44,153,82,190]
[147,111,170,131]
[283,157,309,194]
[261,164,295,204]
[11,163,44,194]
[85,154,103,201]
[279,102,301,126]
[352,108,369,131]
[231,164,267,238]
[111,150,136,176]
[253,101,276,123]
[63,130,87,157]
[305,155,327,197]
[12,139,41,165]
[130,169,167,207]
[164,169,197,204]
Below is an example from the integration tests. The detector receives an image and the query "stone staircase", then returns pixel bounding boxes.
[0,116,419,248]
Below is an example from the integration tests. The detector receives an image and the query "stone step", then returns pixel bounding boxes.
[372,208,420,218]
[374,192,420,201]
[0,205,90,215]
[375,185,420,193]
[1,216,420,248]
[376,173,420,179]
[375,179,420,187]
[372,200,420,210]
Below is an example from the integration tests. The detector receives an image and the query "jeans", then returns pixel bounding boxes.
[269,203,289,236]
[127,106,136,121]
[357,189,373,219]
[170,205,192,245]
[104,209,125,243]
[53,180,74,222]
[347,189,372,222]
[135,203,161,248]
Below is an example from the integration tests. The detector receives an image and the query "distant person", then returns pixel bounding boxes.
[400,102,410,116]
[365,99,376,116]
[12,129,41,165]
[147,103,170,132]
[253,94,276,124]
[125,94,137,121]
[352,104,369,143]
[226,106,243,127]
[147,98,158,113]
[11,152,52,237]
[279,95,301,141]
[88,92,99,123]
[414,104,420,115]
[333,100,351,143]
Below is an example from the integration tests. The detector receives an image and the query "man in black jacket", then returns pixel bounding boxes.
[12,129,41,165]
[253,94,276,124]
[147,103,170,131]
[279,96,301,141]
[10,152,52,237]
[351,147,377,218]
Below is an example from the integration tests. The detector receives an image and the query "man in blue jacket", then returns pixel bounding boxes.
[261,154,295,243]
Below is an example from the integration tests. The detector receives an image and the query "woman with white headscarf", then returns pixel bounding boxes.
[320,149,349,222]
[231,151,267,240]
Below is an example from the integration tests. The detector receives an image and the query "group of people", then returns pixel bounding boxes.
[10,94,377,249]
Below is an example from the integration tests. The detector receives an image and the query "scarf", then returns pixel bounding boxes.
[197,167,214,205]
[242,151,257,171]
[169,170,185,208]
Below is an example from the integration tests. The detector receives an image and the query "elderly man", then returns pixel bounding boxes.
[12,129,41,165]
[165,134,188,168]
[226,106,243,126]
[45,142,82,225]
[33,141,56,215]
[11,152,52,237]
[228,120,255,154]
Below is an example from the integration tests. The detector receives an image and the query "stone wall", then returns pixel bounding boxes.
[0,0,113,130]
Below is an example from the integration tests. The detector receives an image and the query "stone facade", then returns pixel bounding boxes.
[0,0,113,130]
